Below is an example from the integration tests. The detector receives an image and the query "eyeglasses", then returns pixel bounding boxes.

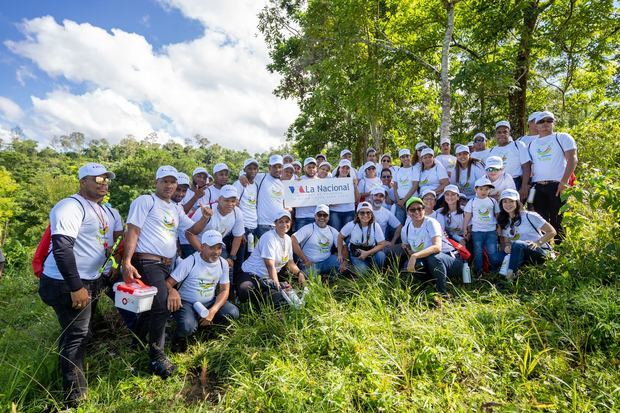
[537,119,554,124]
[381,175,391,179]
[358,211,372,216]
[408,207,424,213]
[417,146,428,151]
[316,213,328,218]
[474,138,485,143]
[486,167,501,172]
[93,176,111,185]
[381,159,390,163]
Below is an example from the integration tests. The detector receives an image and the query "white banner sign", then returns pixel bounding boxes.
[282,177,355,208]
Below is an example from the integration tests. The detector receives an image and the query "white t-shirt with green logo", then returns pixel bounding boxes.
[255,173,285,226]
[241,230,293,277]
[171,253,229,304]
[293,223,339,262]
[528,133,577,183]
[233,180,258,229]
[402,216,443,253]
[464,196,499,232]
[417,163,449,194]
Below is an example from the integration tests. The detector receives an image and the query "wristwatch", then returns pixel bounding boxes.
[228,255,237,261]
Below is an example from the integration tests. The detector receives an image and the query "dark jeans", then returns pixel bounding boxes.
[533,181,564,241]
[513,175,523,191]
[509,240,549,273]
[471,230,504,273]
[294,217,315,232]
[416,253,463,294]
[180,244,196,259]
[236,272,288,309]
[173,300,239,338]
[256,224,274,239]
[329,211,355,232]
[38,275,104,403]
[132,259,171,361]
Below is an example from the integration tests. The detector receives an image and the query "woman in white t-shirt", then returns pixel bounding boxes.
[357,162,382,201]
[435,185,466,244]
[497,189,556,280]
[330,160,360,231]
[417,148,449,196]
[484,156,516,201]
[238,210,306,307]
[380,154,399,176]
[292,204,340,277]
[450,145,485,200]
[401,196,462,296]
[338,202,386,273]
[393,149,419,224]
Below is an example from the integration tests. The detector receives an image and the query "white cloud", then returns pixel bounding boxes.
[4,4,297,152]
[0,96,24,120]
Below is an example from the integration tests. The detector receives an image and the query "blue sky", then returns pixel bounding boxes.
[0,0,297,151]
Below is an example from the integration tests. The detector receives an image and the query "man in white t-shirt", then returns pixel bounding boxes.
[369,187,402,245]
[233,158,259,259]
[527,111,577,240]
[122,165,212,379]
[254,155,286,238]
[294,157,320,232]
[435,137,457,177]
[340,149,358,177]
[292,204,340,276]
[488,120,531,198]
[38,162,115,407]
[471,133,491,163]
[182,167,210,214]
[166,230,239,352]
[517,112,540,146]
[172,173,191,205]
[198,163,230,207]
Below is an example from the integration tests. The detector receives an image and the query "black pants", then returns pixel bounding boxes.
[38,275,104,403]
[533,182,564,241]
[236,272,287,309]
[132,259,171,360]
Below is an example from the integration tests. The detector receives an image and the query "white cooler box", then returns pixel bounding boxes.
[113,281,158,313]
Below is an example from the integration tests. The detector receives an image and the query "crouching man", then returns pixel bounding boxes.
[166,230,239,351]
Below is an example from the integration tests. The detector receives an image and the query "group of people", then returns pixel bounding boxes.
[38,110,576,406]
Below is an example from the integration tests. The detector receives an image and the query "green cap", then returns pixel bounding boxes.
[406,197,424,209]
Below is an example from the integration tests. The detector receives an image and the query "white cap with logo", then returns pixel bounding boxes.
[315,204,330,215]
[319,161,332,170]
[485,156,504,170]
[444,184,460,194]
[269,154,284,166]
[495,120,511,130]
[420,188,437,198]
[338,159,351,168]
[340,149,352,157]
[455,145,470,154]
[399,148,411,157]
[420,147,435,157]
[243,159,259,169]
[440,137,451,145]
[356,202,373,212]
[528,111,541,123]
[156,165,178,180]
[304,157,317,166]
[213,163,229,174]
[370,186,386,196]
[474,176,495,188]
[219,184,238,199]
[415,142,428,151]
[201,230,225,246]
[177,172,190,186]
[500,189,520,201]
[536,111,555,123]
[273,209,292,222]
[192,167,208,177]
[78,163,115,180]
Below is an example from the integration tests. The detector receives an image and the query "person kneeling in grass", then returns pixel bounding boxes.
[401,197,463,296]
[337,202,386,274]
[497,189,556,281]
[166,230,239,352]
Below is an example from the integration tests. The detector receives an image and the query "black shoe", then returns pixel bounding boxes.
[171,337,188,353]
[149,356,178,379]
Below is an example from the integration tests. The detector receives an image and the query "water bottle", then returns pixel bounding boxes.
[462,262,471,284]
[247,233,255,252]
[193,302,210,318]
[527,186,536,204]
[499,254,510,276]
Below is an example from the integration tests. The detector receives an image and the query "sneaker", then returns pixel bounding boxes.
[149,357,178,379]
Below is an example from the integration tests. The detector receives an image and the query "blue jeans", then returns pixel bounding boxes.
[513,175,523,191]
[394,204,407,225]
[300,254,340,277]
[416,253,463,294]
[350,250,386,273]
[471,231,503,273]
[294,217,315,232]
[256,224,274,239]
[508,240,548,272]
[329,211,355,232]
[173,300,239,338]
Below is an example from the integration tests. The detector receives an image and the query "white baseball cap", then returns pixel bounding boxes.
[420,148,435,158]
[338,159,351,168]
[219,184,238,199]
[381,154,392,161]
[362,161,376,170]
[467,141,474,146]
[340,149,352,157]
[356,202,373,212]
[440,137,451,145]
[500,189,520,202]
[474,133,486,141]
[485,156,504,170]
[316,153,327,159]
[304,157,317,166]
[283,163,295,171]
[177,172,190,186]
[474,176,495,188]
[399,148,411,157]
[213,163,229,174]
[283,154,294,161]
[495,120,511,130]
[78,163,115,180]
[243,159,259,169]
[273,209,292,222]
[444,184,460,195]
[292,160,302,168]
[319,161,332,170]
[455,145,470,154]
[315,204,330,215]
[156,165,178,180]
[528,111,541,123]
[420,188,437,199]
[192,167,209,177]
[269,154,284,166]
[370,186,386,196]
[415,142,429,151]
[201,230,225,246]
[536,111,555,123]
[366,147,377,154]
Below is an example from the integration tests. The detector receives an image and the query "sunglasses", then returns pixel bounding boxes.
[486,167,501,172]
[316,213,328,218]
[381,175,391,179]
[474,138,485,143]
[93,176,111,185]
[408,207,424,213]
[358,211,372,216]
[417,147,428,151]
[537,119,554,124]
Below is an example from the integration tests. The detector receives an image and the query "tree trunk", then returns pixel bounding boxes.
[508,1,539,138]
[439,0,455,143]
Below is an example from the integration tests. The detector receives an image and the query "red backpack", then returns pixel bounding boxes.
[32,196,85,278]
